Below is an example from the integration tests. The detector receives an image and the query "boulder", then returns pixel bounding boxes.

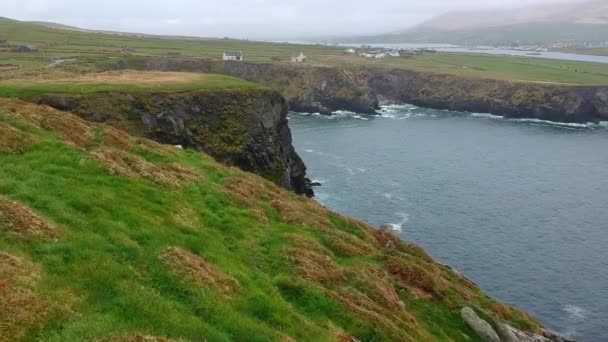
[461,307,501,342]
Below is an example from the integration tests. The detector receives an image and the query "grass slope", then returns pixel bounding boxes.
[0,71,260,97]
[2,18,608,85]
[0,99,541,341]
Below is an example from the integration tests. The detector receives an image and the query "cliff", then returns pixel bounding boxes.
[0,98,554,341]
[112,58,608,123]
[110,58,377,115]
[368,69,608,123]
[1,71,313,196]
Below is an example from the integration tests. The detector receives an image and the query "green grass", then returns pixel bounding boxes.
[2,18,608,85]
[0,100,542,341]
[0,71,260,97]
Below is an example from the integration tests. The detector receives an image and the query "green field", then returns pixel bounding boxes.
[0,71,260,97]
[2,18,608,85]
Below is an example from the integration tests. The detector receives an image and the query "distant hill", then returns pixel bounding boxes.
[25,21,83,31]
[346,0,608,45]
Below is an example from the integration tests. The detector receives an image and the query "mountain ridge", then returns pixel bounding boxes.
[345,0,608,45]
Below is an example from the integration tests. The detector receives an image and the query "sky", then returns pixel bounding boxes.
[1,0,588,39]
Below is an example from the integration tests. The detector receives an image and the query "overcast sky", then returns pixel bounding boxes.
[1,0,587,39]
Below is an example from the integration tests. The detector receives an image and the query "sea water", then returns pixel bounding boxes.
[289,105,608,341]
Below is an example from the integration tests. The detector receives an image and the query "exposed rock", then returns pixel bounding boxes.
[11,44,38,53]
[112,58,608,123]
[496,323,522,342]
[500,324,576,342]
[35,89,313,196]
[461,307,501,342]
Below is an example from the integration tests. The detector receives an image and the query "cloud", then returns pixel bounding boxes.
[163,18,183,25]
[0,0,590,39]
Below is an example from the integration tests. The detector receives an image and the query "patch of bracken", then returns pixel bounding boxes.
[350,265,402,310]
[322,229,377,257]
[0,123,36,154]
[101,124,132,151]
[329,288,422,342]
[384,255,445,299]
[90,147,200,188]
[159,247,240,295]
[0,196,59,239]
[0,99,92,148]
[0,252,55,342]
[286,235,344,284]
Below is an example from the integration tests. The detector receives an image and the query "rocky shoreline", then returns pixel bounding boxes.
[110,58,608,124]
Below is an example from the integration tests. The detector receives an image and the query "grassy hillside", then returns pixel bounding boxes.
[2,18,608,86]
[0,97,541,341]
[0,70,260,97]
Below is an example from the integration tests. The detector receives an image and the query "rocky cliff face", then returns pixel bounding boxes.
[368,69,608,123]
[35,89,313,196]
[110,58,377,115]
[111,58,608,123]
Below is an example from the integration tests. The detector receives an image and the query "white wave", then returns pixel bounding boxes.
[383,193,393,200]
[471,113,505,119]
[386,213,410,233]
[333,110,358,116]
[357,168,366,173]
[304,149,315,153]
[511,118,590,128]
[563,304,588,320]
[310,179,325,184]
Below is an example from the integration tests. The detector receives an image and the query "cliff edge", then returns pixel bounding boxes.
[112,58,608,123]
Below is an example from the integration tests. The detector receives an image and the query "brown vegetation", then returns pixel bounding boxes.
[271,197,331,228]
[0,196,58,239]
[135,139,179,158]
[384,255,445,299]
[159,247,240,295]
[322,229,376,257]
[101,124,132,151]
[90,147,200,188]
[0,123,35,154]
[286,235,344,284]
[349,265,402,310]
[0,99,93,148]
[0,252,56,342]
[98,334,182,342]
[329,288,421,341]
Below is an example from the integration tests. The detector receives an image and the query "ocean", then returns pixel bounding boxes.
[289,105,608,341]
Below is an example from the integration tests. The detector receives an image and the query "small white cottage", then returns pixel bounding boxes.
[291,52,307,63]
[223,51,243,61]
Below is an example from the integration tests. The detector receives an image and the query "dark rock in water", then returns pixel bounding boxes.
[307,179,323,187]
[36,89,313,197]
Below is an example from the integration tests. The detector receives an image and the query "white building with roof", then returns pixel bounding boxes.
[223,51,243,61]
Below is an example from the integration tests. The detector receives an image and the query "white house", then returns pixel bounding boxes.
[291,52,307,63]
[223,51,243,61]
[359,51,387,59]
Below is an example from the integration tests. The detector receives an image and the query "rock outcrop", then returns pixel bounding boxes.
[367,69,608,123]
[110,58,378,115]
[110,58,608,123]
[35,89,313,196]
[461,307,502,342]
